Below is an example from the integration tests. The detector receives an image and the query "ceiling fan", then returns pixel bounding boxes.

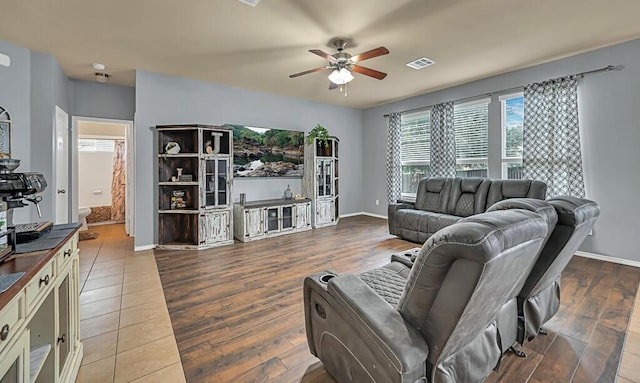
[289,38,389,93]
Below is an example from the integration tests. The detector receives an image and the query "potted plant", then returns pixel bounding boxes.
[306,124,330,146]
[306,124,331,156]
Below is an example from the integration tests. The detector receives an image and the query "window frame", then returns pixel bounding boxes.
[499,92,524,179]
[399,110,431,201]
[453,98,490,177]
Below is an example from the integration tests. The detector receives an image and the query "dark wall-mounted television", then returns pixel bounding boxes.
[227,124,304,178]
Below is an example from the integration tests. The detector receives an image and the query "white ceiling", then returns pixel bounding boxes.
[1,0,640,108]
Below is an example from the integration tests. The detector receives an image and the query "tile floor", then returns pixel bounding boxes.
[74,224,186,383]
[72,224,640,383]
[620,295,640,382]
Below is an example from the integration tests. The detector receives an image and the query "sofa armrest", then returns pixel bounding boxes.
[388,202,415,235]
[328,274,429,375]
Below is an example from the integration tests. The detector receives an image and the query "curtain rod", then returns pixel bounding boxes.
[383,65,617,118]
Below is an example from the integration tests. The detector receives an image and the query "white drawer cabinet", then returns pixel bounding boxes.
[233,198,312,242]
[0,225,83,383]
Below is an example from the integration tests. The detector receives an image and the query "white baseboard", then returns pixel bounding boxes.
[362,212,388,220]
[339,212,388,220]
[575,251,640,268]
[134,244,156,252]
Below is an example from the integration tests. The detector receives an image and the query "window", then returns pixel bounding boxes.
[454,100,489,177]
[400,111,430,198]
[501,94,524,179]
[78,138,115,152]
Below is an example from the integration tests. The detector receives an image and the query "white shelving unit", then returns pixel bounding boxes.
[303,136,339,228]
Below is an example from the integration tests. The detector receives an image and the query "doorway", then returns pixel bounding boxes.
[71,117,134,235]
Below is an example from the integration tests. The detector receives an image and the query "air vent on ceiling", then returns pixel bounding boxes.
[406,57,435,70]
[238,0,260,7]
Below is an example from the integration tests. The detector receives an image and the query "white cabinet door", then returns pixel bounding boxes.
[295,203,310,229]
[316,199,334,225]
[245,208,264,238]
[200,211,230,244]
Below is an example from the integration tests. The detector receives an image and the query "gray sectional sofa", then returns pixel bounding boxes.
[304,195,599,383]
[388,177,548,243]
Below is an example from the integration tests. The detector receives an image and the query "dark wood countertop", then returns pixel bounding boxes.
[0,223,81,310]
[235,198,311,209]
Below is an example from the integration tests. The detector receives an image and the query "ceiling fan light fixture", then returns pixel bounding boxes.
[328,68,354,85]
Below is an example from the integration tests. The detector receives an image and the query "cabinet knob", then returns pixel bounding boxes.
[0,324,8,341]
[57,333,66,344]
[64,249,72,258]
[39,274,50,287]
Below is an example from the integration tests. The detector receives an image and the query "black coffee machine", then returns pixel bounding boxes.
[0,158,47,225]
[0,159,48,261]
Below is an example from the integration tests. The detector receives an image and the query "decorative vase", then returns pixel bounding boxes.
[284,185,293,200]
[165,141,181,154]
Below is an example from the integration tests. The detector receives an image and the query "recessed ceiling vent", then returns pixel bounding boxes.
[238,0,260,7]
[406,57,435,70]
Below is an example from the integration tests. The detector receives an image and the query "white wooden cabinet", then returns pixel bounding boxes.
[303,137,340,228]
[315,198,335,226]
[199,210,232,246]
[233,199,312,242]
[0,227,82,383]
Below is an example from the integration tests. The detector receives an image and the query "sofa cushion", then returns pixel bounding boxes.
[414,177,451,213]
[396,209,461,243]
[447,178,491,217]
[486,180,547,209]
[359,262,411,306]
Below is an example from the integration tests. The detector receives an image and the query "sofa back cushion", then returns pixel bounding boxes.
[447,178,491,217]
[486,180,547,209]
[414,177,451,213]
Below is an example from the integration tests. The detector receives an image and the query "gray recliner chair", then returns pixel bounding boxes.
[516,196,600,343]
[484,196,599,354]
[303,209,550,383]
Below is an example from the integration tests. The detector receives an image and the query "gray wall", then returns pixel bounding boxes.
[68,80,135,224]
[0,40,31,223]
[71,80,135,121]
[363,38,640,262]
[29,52,73,222]
[134,70,363,248]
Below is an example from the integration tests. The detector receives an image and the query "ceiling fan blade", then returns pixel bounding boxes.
[329,82,338,90]
[309,49,337,63]
[352,65,387,80]
[351,47,389,62]
[289,67,327,78]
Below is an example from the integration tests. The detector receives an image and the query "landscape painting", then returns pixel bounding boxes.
[227,124,304,177]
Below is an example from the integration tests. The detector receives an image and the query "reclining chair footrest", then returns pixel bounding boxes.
[510,346,527,358]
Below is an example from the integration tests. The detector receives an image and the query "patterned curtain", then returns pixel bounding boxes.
[386,113,402,203]
[430,102,456,177]
[523,77,585,197]
[111,140,126,221]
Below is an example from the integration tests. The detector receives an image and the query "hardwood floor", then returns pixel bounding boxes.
[154,216,640,383]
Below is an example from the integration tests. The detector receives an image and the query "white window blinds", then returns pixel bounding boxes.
[400,111,430,163]
[78,138,116,152]
[454,102,488,160]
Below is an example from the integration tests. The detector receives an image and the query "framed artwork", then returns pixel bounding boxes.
[227,123,304,178]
